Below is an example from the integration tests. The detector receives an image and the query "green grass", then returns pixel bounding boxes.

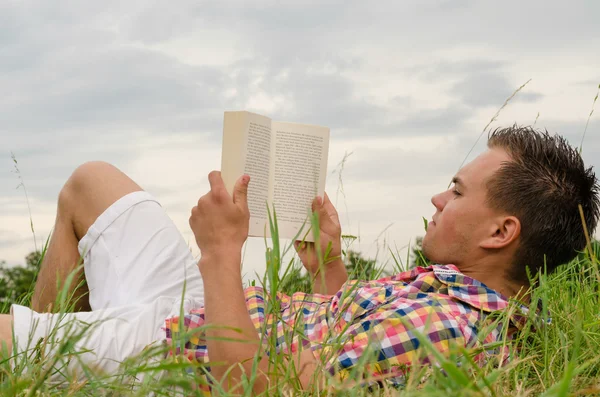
[3,218,600,397]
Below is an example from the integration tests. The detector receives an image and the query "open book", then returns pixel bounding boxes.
[221,111,330,242]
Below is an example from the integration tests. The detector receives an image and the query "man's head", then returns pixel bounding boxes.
[422,126,600,284]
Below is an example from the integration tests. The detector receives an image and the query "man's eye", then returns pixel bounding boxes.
[449,183,461,196]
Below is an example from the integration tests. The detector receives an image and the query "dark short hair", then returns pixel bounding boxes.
[486,126,600,283]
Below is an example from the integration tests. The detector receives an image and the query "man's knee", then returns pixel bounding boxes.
[59,162,106,213]
[60,162,121,211]
[64,161,126,195]
[59,161,143,239]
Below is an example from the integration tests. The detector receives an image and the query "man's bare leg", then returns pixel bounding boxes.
[31,162,143,312]
[0,315,12,355]
[31,191,85,312]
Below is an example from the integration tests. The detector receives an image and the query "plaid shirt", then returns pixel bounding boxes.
[164,264,526,390]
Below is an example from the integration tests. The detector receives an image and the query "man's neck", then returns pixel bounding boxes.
[454,257,530,303]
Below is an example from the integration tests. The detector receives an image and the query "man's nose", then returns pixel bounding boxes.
[431,192,445,211]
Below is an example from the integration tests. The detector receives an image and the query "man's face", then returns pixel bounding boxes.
[421,148,513,265]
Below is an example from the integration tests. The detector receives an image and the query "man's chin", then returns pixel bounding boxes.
[421,232,432,247]
[421,237,444,264]
[420,237,432,258]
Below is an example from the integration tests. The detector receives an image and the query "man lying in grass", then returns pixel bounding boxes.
[1,126,598,393]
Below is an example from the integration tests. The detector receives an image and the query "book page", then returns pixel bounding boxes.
[245,116,272,236]
[270,122,330,241]
[221,111,272,238]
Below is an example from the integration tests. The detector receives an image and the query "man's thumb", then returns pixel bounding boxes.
[233,174,250,210]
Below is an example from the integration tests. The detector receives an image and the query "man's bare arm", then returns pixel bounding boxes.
[311,259,348,295]
[295,193,348,295]
[189,172,318,392]
[200,253,317,392]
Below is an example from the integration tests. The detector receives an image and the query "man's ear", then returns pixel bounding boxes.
[480,216,520,249]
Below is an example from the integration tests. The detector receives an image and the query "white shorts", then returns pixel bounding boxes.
[11,191,204,380]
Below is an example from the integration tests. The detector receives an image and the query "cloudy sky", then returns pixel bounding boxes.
[2,0,599,279]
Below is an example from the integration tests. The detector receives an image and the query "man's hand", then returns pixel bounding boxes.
[294,193,347,294]
[189,171,250,266]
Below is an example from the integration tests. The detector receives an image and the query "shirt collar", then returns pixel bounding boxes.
[429,264,531,329]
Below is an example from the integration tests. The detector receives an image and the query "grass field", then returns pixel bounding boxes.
[1,231,600,397]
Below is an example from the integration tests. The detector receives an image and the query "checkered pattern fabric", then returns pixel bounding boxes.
[164,265,525,391]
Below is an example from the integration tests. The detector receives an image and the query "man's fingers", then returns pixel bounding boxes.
[233,174,250,211]
[208,171,225,191]
[311,195,337,228]
[311,196,323,213]
[312,194,331,220]
[294,240,309,250]
[295,240,315,262]
[322,192,341,225]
